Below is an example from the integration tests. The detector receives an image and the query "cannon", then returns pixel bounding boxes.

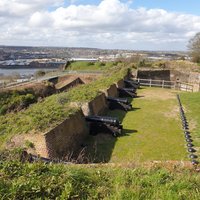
[30,154,72,164]
[124,79,140,89]
[106,96,132,111]
[85,115,123,137]
[118,88,137,98]
[121,88,137,93]
[20,151,70,164]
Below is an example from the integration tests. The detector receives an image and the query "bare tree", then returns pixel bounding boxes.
[188,32,200,63]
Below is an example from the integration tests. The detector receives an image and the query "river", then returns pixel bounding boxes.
[0,68,58,77]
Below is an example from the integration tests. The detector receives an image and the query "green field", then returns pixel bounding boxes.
[85,87,187,163]
[66,61,119,71]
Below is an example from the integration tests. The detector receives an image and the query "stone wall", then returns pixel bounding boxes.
[188,72,200,83]
[116,79,125,88]
[138,70,171,81]
[138,69,200,83]
[137,69,200,92]
[81,93,108,116]
[103,84,118,97]
[44,110,88,159]
[170,70,189,82]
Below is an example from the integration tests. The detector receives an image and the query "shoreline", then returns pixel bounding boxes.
[0,64,62,69]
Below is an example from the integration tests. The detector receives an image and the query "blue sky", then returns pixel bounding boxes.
[66,0,200,15]
[0,0,200,50]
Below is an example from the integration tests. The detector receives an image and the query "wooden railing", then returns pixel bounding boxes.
[132,78,194,92]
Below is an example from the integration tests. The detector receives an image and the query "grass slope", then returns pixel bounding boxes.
[86,87,187,162]
[0,160,199,200]
[180,92,200,162]
[66,61,119,71]
[0,67,128,149]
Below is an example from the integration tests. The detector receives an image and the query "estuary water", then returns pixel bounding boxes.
[0,68,57,77]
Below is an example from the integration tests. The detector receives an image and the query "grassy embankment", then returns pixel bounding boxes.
[85,87,187,162]
[180,92,200,161]
[0,156,199,200]
[66,61,120,71]
[0,67,128,149]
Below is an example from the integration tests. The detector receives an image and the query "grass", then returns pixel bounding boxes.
[85,87,187,162]
[66,61,120,71]
[0,157,199,200]
[0,66,128,149]
[180,92,200,161]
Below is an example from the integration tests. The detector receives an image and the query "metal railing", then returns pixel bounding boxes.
[133,78,194,92]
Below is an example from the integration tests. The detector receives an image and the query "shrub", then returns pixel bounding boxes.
[0,105,7,115]
[34,70,46,78]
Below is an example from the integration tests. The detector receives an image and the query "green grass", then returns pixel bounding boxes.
[180,92,200,161]
[86,87,187,162]
[66,61,120,71]
[0,158,199,200]
[0,67,128,149]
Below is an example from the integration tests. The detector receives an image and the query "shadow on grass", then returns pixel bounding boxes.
[134,95,144,98]
[121,129,137,136]
[82,98,139,163]
[132,107,141,111]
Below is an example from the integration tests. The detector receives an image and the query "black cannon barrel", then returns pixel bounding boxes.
[119,87,136,93]
[85,115,121,127]
[124,79,139,84]
[124,79,140,87]
[107,97,129,104]
[131,79,140,85]
[31,154,53,163]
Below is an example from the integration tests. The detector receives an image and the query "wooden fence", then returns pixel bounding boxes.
[132,78,194,92]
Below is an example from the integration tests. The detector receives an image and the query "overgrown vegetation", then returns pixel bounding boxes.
[0,66,128,149]
[0,91,37,115]
[180,92,200,161]
[0,155,199,200]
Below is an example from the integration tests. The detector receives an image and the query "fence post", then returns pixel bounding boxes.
[150,79,152,87]
[162,80,164,88]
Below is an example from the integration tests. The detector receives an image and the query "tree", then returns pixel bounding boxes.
[188,32,200,63]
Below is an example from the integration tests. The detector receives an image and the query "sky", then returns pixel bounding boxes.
[0,0,200,50]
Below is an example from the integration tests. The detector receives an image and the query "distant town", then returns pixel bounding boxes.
[0,45,189,68]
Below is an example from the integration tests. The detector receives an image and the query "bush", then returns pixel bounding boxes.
[34,70,46,78]
[0,91,37,115]
[0,105,7,115]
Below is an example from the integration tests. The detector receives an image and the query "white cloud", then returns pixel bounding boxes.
[0,0,64,17]
[0,0,200,50]
[29,12,53,27]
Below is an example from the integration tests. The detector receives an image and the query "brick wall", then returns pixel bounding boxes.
[44,110,88,159]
